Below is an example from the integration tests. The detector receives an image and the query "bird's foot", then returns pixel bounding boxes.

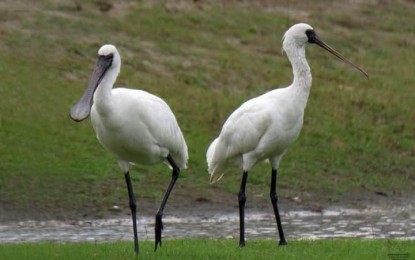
[154,212,164,251]
[279,240,287,246]
[239,240,246,248]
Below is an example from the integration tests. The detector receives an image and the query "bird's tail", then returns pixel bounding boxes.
[206,138,226,184]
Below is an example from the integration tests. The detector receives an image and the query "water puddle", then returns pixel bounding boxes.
[0,206,413,243]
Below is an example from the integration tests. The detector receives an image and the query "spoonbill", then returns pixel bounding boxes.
[69,44,188,254]
[206,23,368,247]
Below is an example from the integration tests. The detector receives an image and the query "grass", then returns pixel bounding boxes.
[0,0,414,219]
[0,239,414,260]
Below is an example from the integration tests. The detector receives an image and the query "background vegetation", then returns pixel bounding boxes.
[0,0,414,220]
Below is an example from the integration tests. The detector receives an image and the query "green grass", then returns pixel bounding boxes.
[0,239,414,260]
[0,0,414,219]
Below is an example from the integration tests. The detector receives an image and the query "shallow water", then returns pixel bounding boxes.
[1,206,413,243]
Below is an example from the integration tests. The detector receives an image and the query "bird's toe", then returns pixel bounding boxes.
[154,213,164,251]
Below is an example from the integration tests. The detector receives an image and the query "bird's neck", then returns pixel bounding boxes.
[93,67,119,115]
[285,44,312,107]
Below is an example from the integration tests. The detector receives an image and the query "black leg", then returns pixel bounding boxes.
[270,168,287,246]
[125,171,139,254]
[154,154,180,251]
[238,171,248,247]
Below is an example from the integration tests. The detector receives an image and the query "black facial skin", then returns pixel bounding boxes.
[89,53,114,93]
[306,29,317,43]
[97,53,114,81]
[101,53,114,65]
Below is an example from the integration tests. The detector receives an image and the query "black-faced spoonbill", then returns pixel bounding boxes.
[70,44,188,254]
[206,23,368,247]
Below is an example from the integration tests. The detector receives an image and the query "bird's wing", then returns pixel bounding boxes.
[141,93,188,167]
[217,97,273,160]
[113,88,188,168]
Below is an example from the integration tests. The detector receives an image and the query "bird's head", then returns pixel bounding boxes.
[282,23,314,48]
[70,44,121,122]
[97,44,121,75]
[282,23,368,78]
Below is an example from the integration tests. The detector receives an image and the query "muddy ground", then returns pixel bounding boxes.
[1,187,412,223]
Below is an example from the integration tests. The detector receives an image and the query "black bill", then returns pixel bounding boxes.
[70,54,113,122]
[306,29,368,79]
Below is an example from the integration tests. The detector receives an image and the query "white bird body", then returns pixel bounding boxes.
[206,23,367,247]
[91,88,188,169]
[207,24,313,183]
[207,86,308,182]
[70,44,188,253]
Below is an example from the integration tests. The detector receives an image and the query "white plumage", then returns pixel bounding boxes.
[70,44,188,254]
[91,88,188,169]
[207,24,313,184]
[206,23,367,247]
[207,86,305,183]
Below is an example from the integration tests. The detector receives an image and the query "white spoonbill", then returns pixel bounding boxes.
[70,44,188,254]
[206,23,368,247]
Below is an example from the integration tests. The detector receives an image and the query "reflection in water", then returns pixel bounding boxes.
[0,206,414,243]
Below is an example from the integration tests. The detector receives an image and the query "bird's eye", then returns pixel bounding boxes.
[104,54,114,61]
[98,53,114,61]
